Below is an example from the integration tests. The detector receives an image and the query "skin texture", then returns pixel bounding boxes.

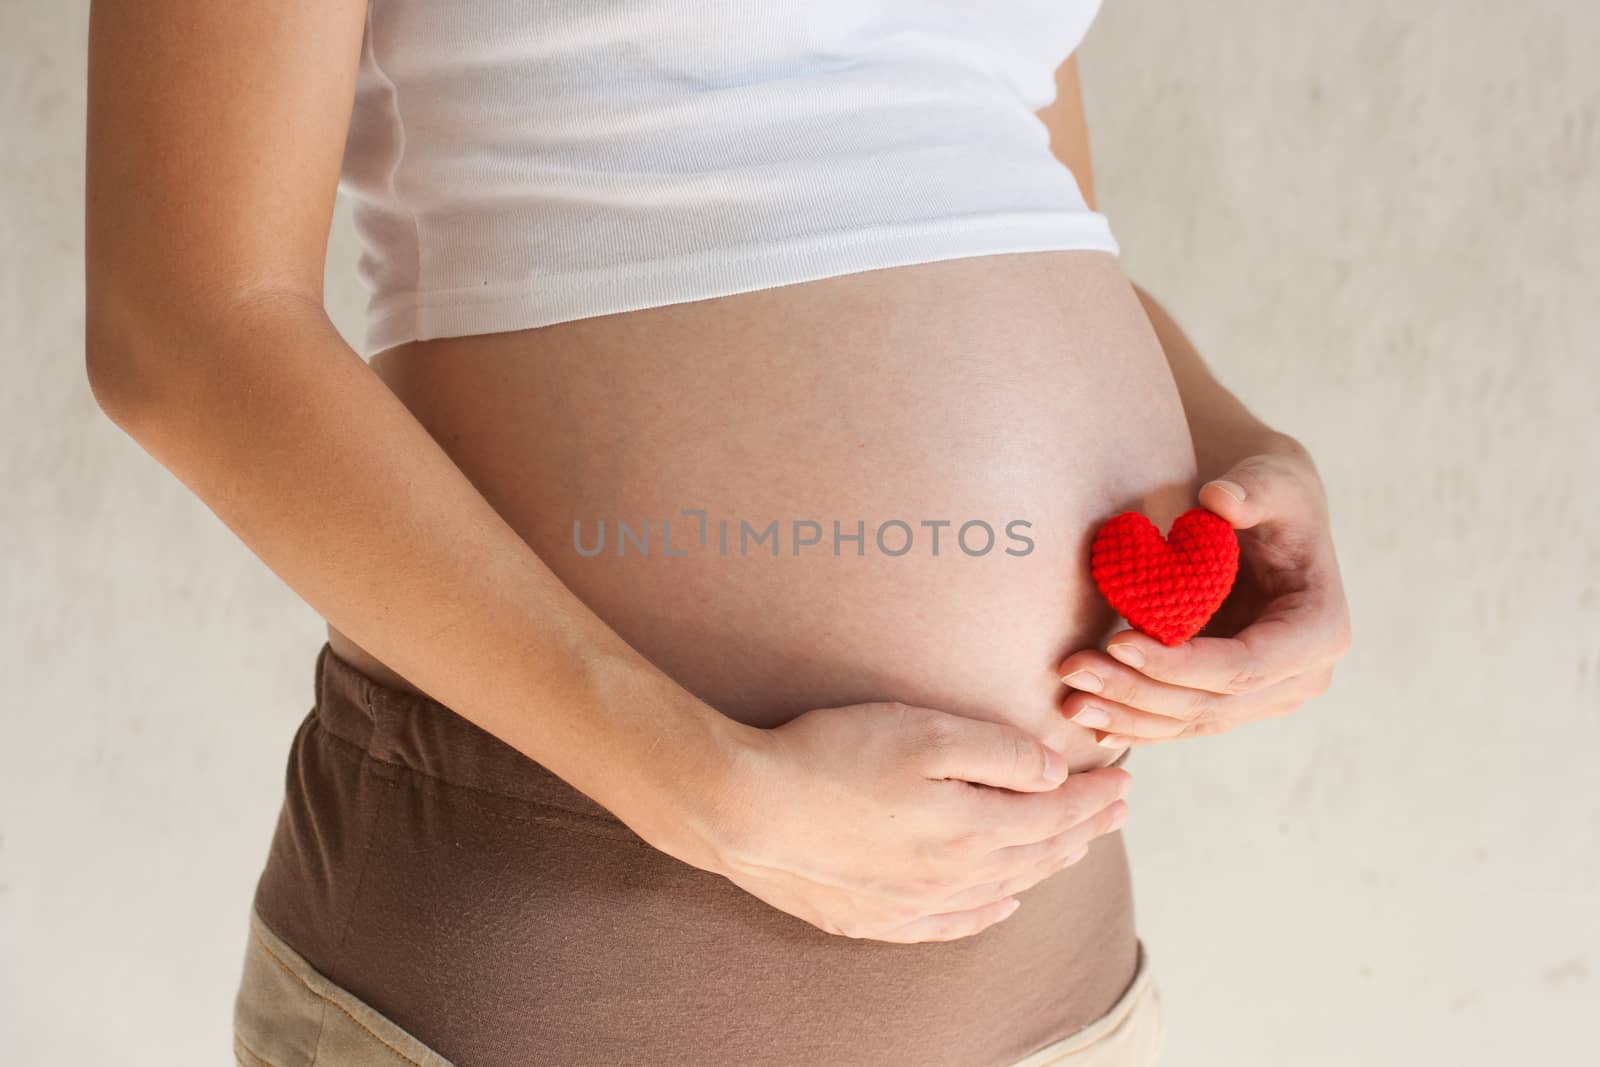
[332,248,1177,951]
[1058,437,1353,748]
[85,1,1142,946]
[86,1,1348,959]
[343,249,1197,755]
[1038,54,1352,746]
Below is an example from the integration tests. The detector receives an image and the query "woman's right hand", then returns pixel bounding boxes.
[702,701,1132,944]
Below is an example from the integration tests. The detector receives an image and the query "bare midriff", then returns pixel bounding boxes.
[322,248,1199,1042]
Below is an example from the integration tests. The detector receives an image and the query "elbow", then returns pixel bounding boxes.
[84,309,148,427]
[84,277,332,428]
[83,287,237,427]
[83,268,177,426]
[83,327,193,438]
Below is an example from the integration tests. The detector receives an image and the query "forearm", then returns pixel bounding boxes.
[1130,282,1302,472]
[86,292,754,870]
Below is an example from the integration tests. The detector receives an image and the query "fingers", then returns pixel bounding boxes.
[872,896,1027,944]
[979,765,1131,849]
[1060,657,1214,722]
[1103,443,1346,697]
[1067,702,1194,744]
[914,709,1071,792]
[1063,668,1336,743]
[1053,440,1352,745]
[939,799,1128,911]
[1059,650,1224,738]
[1069,592,1341,698]
[831,803,1119,942]
[1106,618,1298,695]
[1196,439,1320,534]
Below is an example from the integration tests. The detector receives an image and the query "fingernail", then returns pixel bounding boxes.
[1106,805,1129,832]
[1071,706,1110,729]
[1107,644,1145,669]
[1002,898,1022,918]
[1063,846,1089,866]
[1208,479,1247,502]
[1041,747,1069,785]
[1062,669,1104,693]
[1098,733,1131,749]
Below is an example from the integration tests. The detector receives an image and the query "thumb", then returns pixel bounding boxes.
[919,712,1069,791]
[1198,454,1282,531]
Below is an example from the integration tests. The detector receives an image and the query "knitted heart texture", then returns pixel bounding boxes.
[1090,507,1240,647]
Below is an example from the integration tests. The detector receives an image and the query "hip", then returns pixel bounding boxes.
[235,906,1163,1067]
[246,642,1146,1066]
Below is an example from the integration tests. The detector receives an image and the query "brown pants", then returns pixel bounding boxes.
[234,907,1163,1066]
[236,643,1164,1066]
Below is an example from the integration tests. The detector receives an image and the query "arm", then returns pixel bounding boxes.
[1038,55,1351,742]
[84,0,752,871]
[86,0,1133,944]
[1036,55,1298,474]
[1129,284,1309,475]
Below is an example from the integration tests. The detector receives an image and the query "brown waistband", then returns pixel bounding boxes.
[252,641,1141,1067]
[314,639,1129,807]
[309,640,626,826]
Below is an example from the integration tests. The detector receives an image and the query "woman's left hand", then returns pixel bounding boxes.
[1057,437,1353,748]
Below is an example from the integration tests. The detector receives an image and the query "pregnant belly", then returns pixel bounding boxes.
[330,249,1199,773]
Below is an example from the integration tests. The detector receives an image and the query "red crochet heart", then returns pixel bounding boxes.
[1090,507,1240,647]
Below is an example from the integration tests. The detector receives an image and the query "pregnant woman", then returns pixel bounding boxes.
[85,0,1350,1064]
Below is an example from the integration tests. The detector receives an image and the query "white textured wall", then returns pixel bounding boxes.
[3,2,1594,1063]
[1081,3,1598,1063]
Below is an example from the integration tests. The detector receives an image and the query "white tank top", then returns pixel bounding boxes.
[338,0,1117,358]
